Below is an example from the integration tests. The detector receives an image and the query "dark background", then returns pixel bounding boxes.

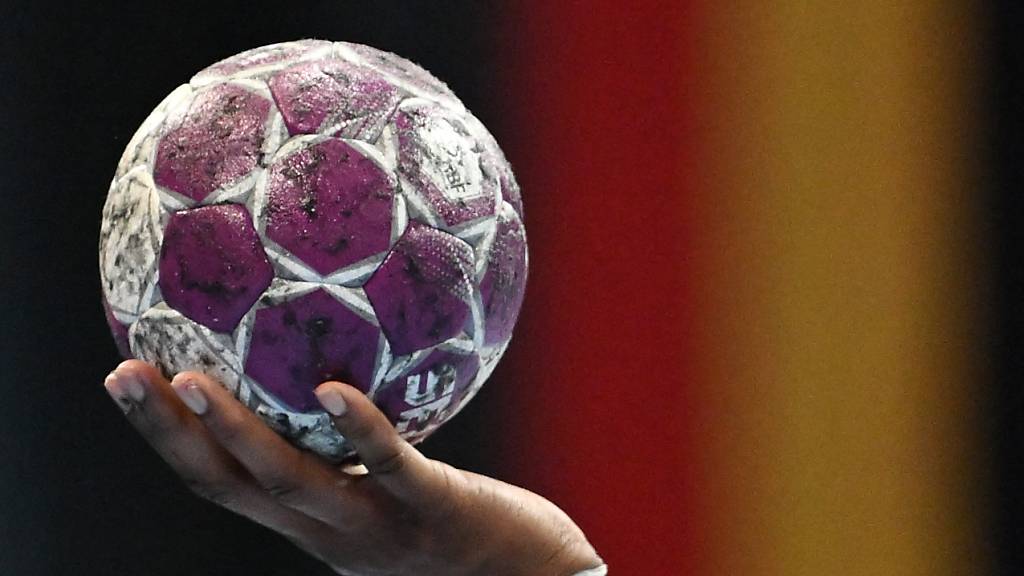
[0,3,513,574]
[5,2,1024,575]
[990,1,1024,573]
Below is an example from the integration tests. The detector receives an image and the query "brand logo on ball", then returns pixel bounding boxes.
[419,117,486,203]
[396,365,456,434]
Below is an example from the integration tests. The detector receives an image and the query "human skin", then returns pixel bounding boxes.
[103,360,603,575]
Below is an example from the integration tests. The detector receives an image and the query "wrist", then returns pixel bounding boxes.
[431,469,603,576]
[465,502,603,576]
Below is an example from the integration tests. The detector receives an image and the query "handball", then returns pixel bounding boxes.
[98,40,528,459]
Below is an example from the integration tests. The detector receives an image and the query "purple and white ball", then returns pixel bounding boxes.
[99,40,528,460]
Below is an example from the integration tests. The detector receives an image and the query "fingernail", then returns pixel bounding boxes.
[103,372,131,412]
[315,386,347,416]
[119,370,146,403]
[173,379,208,415]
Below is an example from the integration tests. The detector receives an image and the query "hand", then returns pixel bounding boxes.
[102,360,603,576]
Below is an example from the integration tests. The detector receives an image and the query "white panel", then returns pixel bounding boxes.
[129,303,242,393]
[99,167,164,320]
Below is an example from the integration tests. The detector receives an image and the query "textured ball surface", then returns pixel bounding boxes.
[99,40,528,459]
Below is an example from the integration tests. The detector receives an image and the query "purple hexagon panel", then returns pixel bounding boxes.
[365,222,474,357]
[245,288,381,412]
[268,59,403,141]
[265,138,396,276]
[99,40,527,460]
[159,204,273,333]
[154,84,271,203]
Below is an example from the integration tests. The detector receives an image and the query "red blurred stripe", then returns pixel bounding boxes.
[496,3,705,573]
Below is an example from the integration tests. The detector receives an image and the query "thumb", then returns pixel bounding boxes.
[314,382,428,480]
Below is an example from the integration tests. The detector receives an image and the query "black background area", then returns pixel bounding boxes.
[989,1,1024,574]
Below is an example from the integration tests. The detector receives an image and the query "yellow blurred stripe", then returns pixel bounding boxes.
[694,2,989,574]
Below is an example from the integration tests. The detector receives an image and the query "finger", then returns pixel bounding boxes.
[314,382,433,494]
[171,371,369,525]
[103,361,327,541]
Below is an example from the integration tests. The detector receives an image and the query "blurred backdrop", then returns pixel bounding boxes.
[1,1,1021,574]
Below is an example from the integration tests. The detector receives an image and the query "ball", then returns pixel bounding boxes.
[99,40,528,460]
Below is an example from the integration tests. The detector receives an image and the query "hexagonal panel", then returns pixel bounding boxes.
[364,222,474,356]
[268,59,403,141]
[159,204,273,333]
[480,205,528,346]
[394,102,500,228]
[130,303,242,391]
[376,346,480,442]
[244,288,382,412]
[99,169,162,319]
[265,138,396,276]
[154,84,271,202]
